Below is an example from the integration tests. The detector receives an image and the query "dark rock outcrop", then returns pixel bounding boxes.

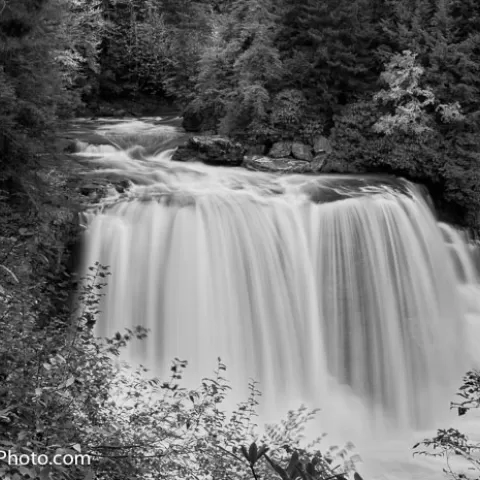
[172,136,245,166]
[244,156,321,173]
[313,135,332,155]
[311,154,328,172]
[269,141,292,158]
[245,144,266,156]
[244,136,330,173]
[321,156,359,174]
[291,141,313,161]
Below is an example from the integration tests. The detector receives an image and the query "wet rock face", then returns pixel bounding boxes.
[291,141,313,161]
[267,140,320,162]
[269,141,292,158]
[311,154,328,172]
[243,137,329,173]
[172,136,245,166]
[243,156,323,174]
[313,135,332,155]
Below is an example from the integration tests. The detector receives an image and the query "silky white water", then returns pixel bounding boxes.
[76,119,480,480]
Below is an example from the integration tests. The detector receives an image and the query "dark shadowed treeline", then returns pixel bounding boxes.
[0,0,103,150]
[2,0,479,228]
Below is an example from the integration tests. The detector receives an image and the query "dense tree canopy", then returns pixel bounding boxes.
[1,0,480,223]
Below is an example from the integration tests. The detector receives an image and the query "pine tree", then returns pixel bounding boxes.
[449,0,480,42]
[187,0,283,140]
[276,0,380,132]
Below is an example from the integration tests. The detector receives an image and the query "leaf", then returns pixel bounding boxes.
[83,470,94,480]
[257,445,269,460]
[18,228,34,237]
[286,451,300,475]
[39,466,51,480]
[66,376,75,387]
[72,443,81,453]
[264,454,290,480]
[56,354,66,364]
[18,465,34,476]
[0,265,19,283]
[248,442,258,464]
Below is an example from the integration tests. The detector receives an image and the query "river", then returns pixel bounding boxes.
[72,116,480,480]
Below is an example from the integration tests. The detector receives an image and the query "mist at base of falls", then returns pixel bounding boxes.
[75,118,480,480]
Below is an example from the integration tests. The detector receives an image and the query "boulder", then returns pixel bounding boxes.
[243,155,312,173]
[245,144,266,156]
[321,157,355,174]
[291,141,313,161]
[313,135,332,154]
[172,135,245,166]
[269,141,292,158]
[311,154,328,172]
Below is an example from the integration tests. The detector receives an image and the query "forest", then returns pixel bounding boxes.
[1,0,480,479]
[2,0,480,229]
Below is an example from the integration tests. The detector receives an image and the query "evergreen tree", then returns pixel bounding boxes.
[98,0,211,99]
[277,0,379,131]
[187,0,283,140]
[0,0,103,162]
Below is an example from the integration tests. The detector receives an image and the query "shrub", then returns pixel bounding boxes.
[0,262,361,480]
[414,370,480,480]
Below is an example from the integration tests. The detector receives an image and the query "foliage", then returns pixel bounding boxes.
[185,0,381,141]
[276,0,379,124]
[186,0,284,140]
[98,0,211,100]
[0,253,362,480]
[4,1,480,477]
[0,0,105,182]
[414,371,480,480]
[374,50,438,135]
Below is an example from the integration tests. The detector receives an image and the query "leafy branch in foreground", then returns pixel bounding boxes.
[0,262,363,480]
[414,370,480,480]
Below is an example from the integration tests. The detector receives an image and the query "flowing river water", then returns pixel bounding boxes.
[73,117,480,480]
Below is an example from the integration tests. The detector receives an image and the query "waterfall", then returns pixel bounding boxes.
[76,119,480,479]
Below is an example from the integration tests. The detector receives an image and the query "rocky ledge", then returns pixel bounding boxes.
[172,135,334,173]
[244,137,331,173]
[172,135,245,166]
[243,156,325,173]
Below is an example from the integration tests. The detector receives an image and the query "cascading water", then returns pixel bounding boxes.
[75,118,480,480]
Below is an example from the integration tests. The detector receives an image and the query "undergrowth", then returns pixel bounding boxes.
[0,262,363,480]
